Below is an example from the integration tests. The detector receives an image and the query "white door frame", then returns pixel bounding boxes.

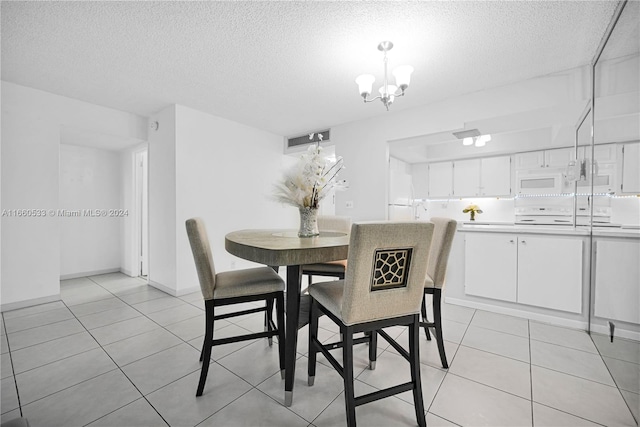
[133,147,149,278]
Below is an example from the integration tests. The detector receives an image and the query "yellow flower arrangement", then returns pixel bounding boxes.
[463,204,483,221]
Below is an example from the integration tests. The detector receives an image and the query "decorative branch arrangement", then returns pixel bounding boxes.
[273,133,347,209]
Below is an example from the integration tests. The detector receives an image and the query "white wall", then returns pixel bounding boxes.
[1,81,147,310]
[59,144,122,278]
[334,69,590,221]
[148,105,178,292]
[148,104,297,296]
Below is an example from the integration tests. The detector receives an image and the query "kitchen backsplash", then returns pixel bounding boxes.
[422,198,516,223]
[611,196,640,226]
[418,195,639,227]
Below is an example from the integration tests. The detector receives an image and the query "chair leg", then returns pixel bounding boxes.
[409,315,427,427]
[368,330,377,370]
[420,295,431,341]
[266,298,274,347]
[199,340,206,362]
[432,288,448,369]
[307,298,319,386]
[342,326,356,427]
[197,301,215,396]
[276,292,286,380]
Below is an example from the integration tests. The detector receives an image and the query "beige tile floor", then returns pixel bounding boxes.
[0,273,638,427]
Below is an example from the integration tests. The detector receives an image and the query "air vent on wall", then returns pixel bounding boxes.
[285,129,331,154]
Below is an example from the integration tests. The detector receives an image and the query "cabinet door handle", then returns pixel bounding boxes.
[509,239,515,243]
[521,240,527,244]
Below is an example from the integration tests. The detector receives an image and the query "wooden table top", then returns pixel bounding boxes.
[225,229,349,266]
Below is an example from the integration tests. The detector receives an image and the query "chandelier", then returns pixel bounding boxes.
[355,41,414,111]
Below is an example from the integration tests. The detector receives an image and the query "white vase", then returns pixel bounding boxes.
[298,207,319,237]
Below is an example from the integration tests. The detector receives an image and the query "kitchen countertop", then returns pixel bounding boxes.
[457,222,640,238]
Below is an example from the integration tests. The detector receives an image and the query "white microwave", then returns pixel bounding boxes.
[576,162,615,194]
[516,171,570,195]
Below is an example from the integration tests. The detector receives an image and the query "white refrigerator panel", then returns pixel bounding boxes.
[389,169,413,205]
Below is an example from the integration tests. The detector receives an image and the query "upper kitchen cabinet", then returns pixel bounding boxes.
[452,156,511,197]
[411,163,429,199]
[428,162,453,198]
[452,159,480,197]
[480,156,512,196]
[620,142,640,194]
[515,147,573,169]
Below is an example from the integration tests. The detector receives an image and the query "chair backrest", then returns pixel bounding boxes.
[318,215,351,234]
[185,218,216,300]
[340,221,434,325]
[426,217,457,289]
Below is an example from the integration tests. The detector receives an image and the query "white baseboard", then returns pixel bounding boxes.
[60,268,121,280]
[589,323,640,341]
[148,281,199,297]
[1,294,61,313]
[120,268,136,277]
[445,297,589,332]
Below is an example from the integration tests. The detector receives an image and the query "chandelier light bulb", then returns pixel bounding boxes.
[356,74,375,98]
[475,134,491,147]
[393,65,414,91]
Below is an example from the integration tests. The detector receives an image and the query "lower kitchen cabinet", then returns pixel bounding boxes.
[464,232,583,313]
[517,235,583,313]
[594,239,640,325]
[465,233,517,302]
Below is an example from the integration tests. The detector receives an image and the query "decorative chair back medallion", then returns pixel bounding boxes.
[370,247,413,291]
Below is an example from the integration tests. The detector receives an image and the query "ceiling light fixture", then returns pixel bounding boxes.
[355,41,413,111]
[452,129,491,147]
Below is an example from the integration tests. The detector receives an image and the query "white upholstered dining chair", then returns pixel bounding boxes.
[420,217,457,368]
[307,221,434,427]
[186,217,286,396]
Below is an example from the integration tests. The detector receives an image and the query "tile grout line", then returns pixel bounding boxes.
[1,312,24,419]
[425,302,477,416]
[587,331,639,425]
[84,275,288,426]
[56,297,172,427]
[530,335,623,358]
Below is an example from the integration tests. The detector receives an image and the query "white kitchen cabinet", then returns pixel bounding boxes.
[515,148,573,169]
[464,232,583,313]
[411,163,429,199]
[580,143,617,163]
[481,156,512,196]
[517,235,583,313]
[515,151,545,169]
[452,156,511,197]
[620,142,640,194]
[464,233,517,302]
[453,159,481,197]
[428,162,453,198]
[594,239,640,325]
[545,148,574,168]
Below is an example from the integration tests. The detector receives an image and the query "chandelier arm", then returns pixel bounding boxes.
[364,96,382,103]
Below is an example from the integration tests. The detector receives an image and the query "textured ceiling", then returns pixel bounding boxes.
[1,1,618,138]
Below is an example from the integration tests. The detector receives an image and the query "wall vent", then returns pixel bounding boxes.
[285,129,331,154]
